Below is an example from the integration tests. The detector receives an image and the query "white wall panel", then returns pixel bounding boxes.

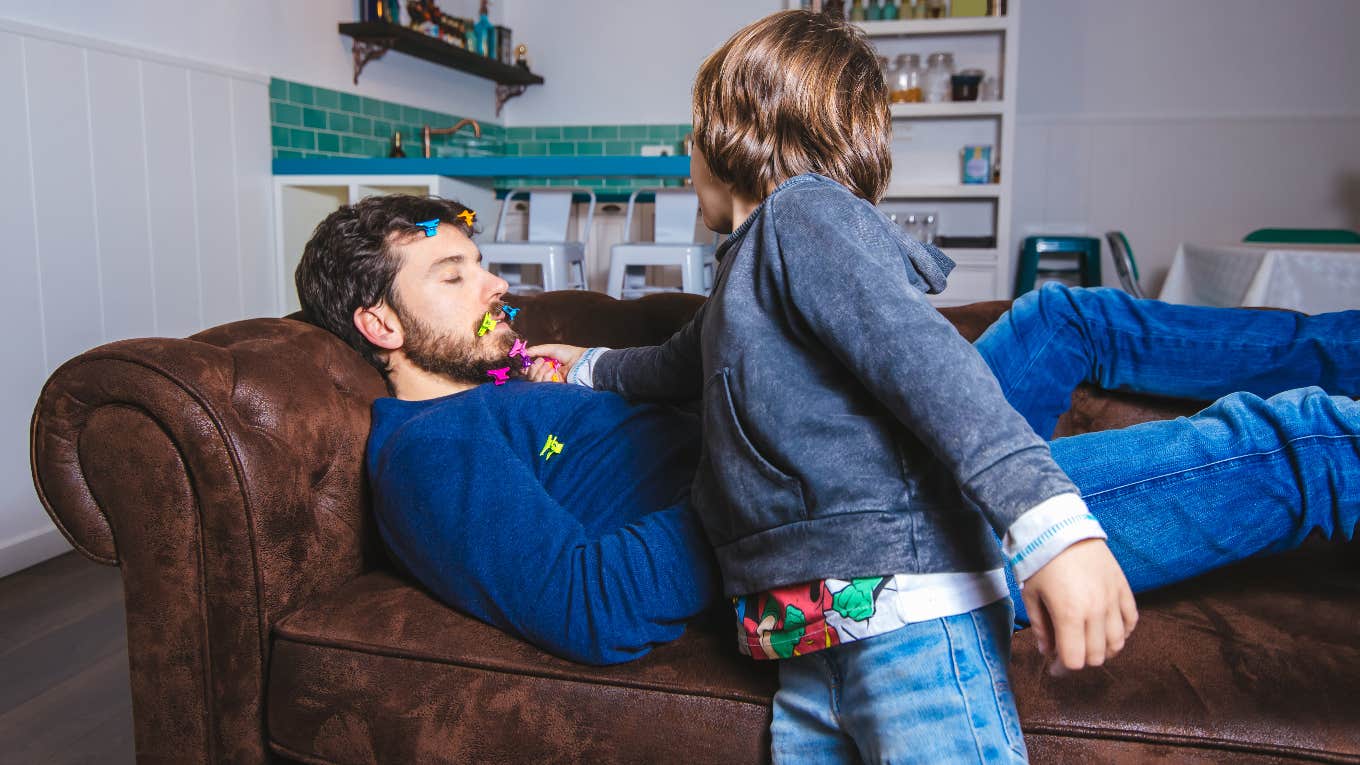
[190,70,245,328]
[0,31,65,563]
[141,60,203,339]
[88,48,156,341]
[25,37,104,366]
[233,79,279,318]
[0,25,277,576]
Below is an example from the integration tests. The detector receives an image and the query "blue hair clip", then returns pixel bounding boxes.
[415,218,440,237]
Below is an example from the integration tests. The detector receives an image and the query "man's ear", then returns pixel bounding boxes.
[354,301,403,352]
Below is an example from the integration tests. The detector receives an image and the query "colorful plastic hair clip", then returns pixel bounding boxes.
[456,209,476,226]
[486,367,510,385]
[508,338,528,358]
[502,305,520,322]
[539,434,564,460]
[477,313,498,336]
[414,219,440,237]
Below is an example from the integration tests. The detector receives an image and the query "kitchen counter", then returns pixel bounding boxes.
[271,156,691,177]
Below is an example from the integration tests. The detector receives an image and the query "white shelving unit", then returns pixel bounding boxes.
[857,4,1019,305]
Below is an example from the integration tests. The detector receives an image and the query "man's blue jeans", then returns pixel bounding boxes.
[977,284,1360,622]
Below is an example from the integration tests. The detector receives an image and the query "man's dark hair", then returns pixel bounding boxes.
[295,194,478,372]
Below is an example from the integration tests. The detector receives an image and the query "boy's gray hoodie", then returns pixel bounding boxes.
[593,173,1077,596]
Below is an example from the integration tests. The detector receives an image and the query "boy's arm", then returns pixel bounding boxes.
[529,300,708,401]
[581,301,709,400]
[374,433,717,665]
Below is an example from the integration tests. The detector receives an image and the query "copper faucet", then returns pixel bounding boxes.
[422,118,482,158]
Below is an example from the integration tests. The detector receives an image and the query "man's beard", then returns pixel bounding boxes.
[398,306,519,385]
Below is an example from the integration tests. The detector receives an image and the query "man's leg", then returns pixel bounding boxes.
[976,283,1360,439]
[1008,386,1360,624]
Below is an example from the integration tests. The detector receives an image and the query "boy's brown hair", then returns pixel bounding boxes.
[691,10,891,204]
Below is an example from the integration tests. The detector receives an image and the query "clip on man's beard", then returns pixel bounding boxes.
[400,308,521,385]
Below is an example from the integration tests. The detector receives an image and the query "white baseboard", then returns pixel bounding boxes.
[0,524,76,578]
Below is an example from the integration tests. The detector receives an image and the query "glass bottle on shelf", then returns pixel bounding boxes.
[849,0,866,21]
[907,0,926,18]
[866,0,882,21]
[925,0,948,18]
[923,52,955,103]
[890,53,922,103]
[882,0,900,20]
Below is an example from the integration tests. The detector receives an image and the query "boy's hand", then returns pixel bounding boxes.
[524,343,586,383]
[1020,539,1137,676]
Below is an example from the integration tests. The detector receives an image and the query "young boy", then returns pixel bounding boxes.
[533,10,1136,762]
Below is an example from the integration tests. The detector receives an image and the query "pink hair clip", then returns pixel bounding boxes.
[508,338,533,370]
[486,367,510,385]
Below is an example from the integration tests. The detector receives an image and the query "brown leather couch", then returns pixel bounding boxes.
[30,291,1359,764]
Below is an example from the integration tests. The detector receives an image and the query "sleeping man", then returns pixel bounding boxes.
[294,194,1360,666]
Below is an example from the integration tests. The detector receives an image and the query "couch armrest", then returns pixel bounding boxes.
[30,317,388,764]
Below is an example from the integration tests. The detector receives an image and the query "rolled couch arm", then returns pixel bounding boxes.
[30,317,388,764]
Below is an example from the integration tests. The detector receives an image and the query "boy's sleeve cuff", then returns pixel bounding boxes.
[566,347,611,388]
[1002,493,1107,582]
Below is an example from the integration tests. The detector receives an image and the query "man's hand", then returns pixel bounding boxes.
[525,344,587,383]
[1020,539,1137,676]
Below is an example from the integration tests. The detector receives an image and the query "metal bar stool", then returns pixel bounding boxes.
[606,188,717,299]
[480,187,595,293]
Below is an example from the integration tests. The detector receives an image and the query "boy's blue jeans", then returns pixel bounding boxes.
[772,599,1026,764]
[770,285,1360,762]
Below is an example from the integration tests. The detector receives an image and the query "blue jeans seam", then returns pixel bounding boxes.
[968,608,1026,758]
[1082,432,1360,501]
[941,616,989,764]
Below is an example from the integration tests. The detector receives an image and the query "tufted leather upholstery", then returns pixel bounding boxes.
[30,292,1359,764]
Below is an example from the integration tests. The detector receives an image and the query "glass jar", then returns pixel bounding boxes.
[923,52,955,103]
[890,53,922,103]
[925,0,948,18]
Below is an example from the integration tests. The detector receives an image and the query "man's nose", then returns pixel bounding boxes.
[487,269,509,298]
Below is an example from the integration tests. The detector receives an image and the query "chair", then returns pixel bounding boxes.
[606,188,717,299]
[1014,236,1102,297]
[480,187,595,293]
[1243,228,1360,245]
[1104,231,1145,298]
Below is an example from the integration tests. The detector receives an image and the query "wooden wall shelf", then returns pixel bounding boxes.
[338,21,544,114]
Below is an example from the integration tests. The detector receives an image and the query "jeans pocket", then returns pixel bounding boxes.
[695,367,806,542]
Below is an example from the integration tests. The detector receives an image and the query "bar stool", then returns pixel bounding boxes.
[606,188,717,299]
[1014,235,1102,297]
[480,187,595,293]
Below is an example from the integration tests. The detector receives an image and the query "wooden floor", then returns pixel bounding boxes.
[0,551,135,765]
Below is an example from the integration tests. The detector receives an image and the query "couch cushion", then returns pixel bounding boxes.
[269,540,1358,765]
[268,571,778,764]
[1013,542,1360,764]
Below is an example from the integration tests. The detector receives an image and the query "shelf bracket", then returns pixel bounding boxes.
[351,38,395,85]
[495,83,528,116]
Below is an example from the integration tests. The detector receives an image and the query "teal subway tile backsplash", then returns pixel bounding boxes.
[269,78,690,197]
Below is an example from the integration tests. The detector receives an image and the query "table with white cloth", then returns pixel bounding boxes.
[1159,242,1360,313]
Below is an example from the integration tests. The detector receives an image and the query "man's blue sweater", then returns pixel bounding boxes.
[367,380,716,665]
